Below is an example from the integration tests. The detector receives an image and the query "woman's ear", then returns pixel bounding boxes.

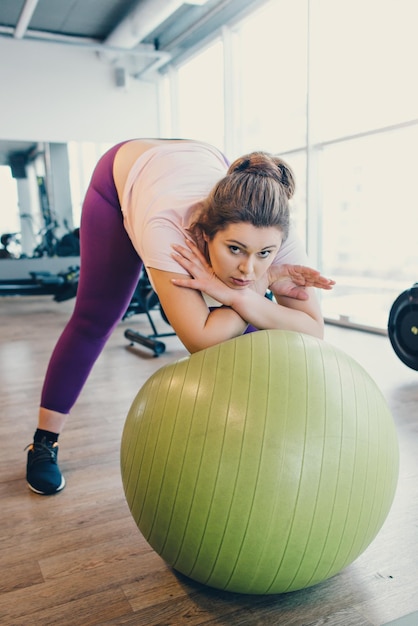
[201,233,211,265]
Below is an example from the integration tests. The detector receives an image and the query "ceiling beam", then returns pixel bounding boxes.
[14,0,39,39]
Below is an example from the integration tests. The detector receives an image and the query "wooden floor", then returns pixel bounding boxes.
[0,296,417,626]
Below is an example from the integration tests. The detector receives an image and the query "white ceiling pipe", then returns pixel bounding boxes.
[0,26,166,59]
[14,0,40,39]
[102,0,185,58]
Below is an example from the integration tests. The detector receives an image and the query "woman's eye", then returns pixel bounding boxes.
[258,250,271,259]
[229,246,241,255]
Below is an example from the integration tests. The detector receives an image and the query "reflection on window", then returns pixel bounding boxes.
[320,126,418,330]
[175,40,224,150]
[310,0,418,141]
[233,0,307,154]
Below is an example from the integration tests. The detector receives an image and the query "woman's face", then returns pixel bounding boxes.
[205,222,283,289]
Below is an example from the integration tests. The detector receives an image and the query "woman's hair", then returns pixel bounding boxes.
[189,151,295,246]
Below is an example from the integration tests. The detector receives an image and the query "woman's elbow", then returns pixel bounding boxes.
[309,316,325,339]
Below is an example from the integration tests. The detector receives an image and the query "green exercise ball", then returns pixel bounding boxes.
[120,330,399,594]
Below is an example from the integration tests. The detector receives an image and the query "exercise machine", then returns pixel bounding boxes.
[0,265,79,302]
[388,282,418,370]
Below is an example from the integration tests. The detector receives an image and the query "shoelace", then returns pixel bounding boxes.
[24,441,58,465]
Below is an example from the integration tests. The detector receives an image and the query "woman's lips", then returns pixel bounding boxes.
[230,277,252,287]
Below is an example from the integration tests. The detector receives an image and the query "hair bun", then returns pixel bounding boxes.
[228,151,295,199]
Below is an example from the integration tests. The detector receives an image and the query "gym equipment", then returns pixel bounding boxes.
[0,266,79,302]
[123,267,175,356]
[121,329,399,595]
[0,233,19,259]
[388,283,418,370]
[33,175,58,257]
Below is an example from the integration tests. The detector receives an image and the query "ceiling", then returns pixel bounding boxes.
[0,0,263,167]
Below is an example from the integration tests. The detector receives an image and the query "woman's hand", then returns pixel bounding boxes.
[268,264,335,300]
[171,240,235,305]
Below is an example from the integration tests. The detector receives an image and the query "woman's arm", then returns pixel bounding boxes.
[230,285,325,338]
[148,267,249,353]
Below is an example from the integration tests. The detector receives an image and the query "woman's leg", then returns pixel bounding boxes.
[40,151,142,416]
[27,143,142,494]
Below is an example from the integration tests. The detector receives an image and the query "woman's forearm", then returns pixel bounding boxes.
[184,306,248,353]
[228,288,324,338]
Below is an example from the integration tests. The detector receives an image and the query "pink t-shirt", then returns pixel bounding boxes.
[121,141,309,279]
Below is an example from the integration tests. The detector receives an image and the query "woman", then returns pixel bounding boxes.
[26,138,334,495]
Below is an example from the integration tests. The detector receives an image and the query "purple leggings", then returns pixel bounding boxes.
[40,142,143,414]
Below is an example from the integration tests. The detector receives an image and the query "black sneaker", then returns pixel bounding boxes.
[26,438,66,495]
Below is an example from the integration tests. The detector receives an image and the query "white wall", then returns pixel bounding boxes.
[0,37,160,143]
